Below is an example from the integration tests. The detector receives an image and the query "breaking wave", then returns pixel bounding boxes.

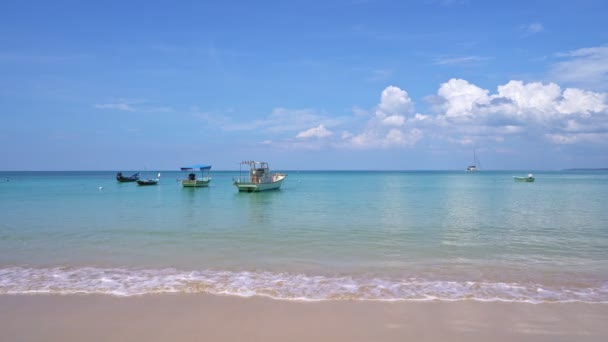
[1,267,607,303]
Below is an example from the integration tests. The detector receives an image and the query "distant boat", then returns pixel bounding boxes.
[137,173,161,186]
[116,172,140,182]
[233,161,287,192]
[514,174,535,182]
[180,165,212,187]
[466,149,481,172]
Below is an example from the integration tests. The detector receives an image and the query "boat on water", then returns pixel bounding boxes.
[180,165,212,187]
[116,172,140,182]
[233,161,287,192]
[514,174,535,182]
[465,149,481,172]
[137,173,161,186]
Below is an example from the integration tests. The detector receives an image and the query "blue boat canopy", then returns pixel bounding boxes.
[180,164,211,171]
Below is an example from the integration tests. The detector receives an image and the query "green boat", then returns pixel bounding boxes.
[180,165,211,187]
[514,174,535,182]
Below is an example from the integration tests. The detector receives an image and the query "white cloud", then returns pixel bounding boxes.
[550,46,608,91]
[376,86,414,117]
[557,88,607,115]
[437,79,489,118]
[193,87,420,150]
[495,80,562,121]
[349,128,423,148]
[414,113,429,121]
[437,78,608,121]
[545,132,608,145]
[344,86,422,148]
[296,124,333,139]
[381,115,405,126]
[434,78,608,144]
[386,128,423,146]
[188,78,607,150]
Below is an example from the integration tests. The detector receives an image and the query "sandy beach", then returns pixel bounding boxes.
[1,294,607,341]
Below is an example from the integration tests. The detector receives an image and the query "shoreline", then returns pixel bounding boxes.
[2,266,606,303]
[2,294,607,341]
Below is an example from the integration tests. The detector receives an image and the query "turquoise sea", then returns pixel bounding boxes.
[1,170,607,302]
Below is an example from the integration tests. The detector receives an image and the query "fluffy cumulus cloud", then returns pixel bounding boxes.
[433,78,608,144]
[437,79,490,118]
[376,86,414,120]
[344,86,423,148]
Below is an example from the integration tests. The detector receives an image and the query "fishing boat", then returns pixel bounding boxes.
[514,174,535,182]
[465,149,481,172]
[116,172,140,182]
[233,161,287,192]
[137,173,161,186]
[180,165,212,187]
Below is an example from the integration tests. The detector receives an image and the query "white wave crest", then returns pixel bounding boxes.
[1,267,607,303]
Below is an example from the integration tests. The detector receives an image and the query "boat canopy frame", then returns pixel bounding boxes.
[180,164,211,171]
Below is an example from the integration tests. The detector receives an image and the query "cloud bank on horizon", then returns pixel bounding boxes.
[271,77,608,150]
[210,43,608,153]
[176,45,608,155]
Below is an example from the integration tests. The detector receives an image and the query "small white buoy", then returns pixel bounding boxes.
[98,186,104,190]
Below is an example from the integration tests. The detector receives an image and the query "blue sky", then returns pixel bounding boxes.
[1,0,607,170]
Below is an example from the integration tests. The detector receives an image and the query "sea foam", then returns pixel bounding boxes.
[1,267,607,303]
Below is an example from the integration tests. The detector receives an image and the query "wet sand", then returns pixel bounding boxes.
[1,294,607,341]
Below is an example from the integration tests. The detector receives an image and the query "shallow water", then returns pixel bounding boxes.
[1,170,607,302]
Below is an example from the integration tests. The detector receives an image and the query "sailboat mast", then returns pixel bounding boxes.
[473,149,477,166]
[474,148,482,170]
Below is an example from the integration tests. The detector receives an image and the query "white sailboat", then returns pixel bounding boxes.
[466,149,481,172]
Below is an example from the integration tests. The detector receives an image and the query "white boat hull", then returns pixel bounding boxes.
[234,174,286,192]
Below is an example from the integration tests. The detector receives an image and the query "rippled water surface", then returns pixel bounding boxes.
[1,170,607,302]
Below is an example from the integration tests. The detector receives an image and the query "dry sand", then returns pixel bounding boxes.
[1,294,607,341]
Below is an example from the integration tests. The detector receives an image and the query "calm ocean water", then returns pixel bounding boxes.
[1,170,607,302]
